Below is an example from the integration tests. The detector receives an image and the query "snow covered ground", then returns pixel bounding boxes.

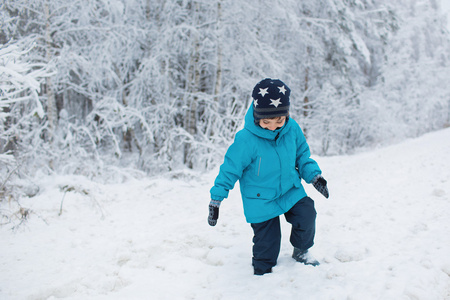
[1,128,450,300]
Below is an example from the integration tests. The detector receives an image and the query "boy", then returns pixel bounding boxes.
[208,78,329,275]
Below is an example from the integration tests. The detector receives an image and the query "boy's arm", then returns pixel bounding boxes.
[210,131,254,201]
[208,132,253,226]
[295,127,321,183]
[295,125,329,198]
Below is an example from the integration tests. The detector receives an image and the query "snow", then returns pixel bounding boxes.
[1,128,450,300]
[442,0,450,30]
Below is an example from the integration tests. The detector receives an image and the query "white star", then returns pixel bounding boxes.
[258,87,269,97]
[278,85,287,95]
[253,98,258,106]
[270,98,282,107]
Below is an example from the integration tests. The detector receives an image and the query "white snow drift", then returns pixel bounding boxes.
[1,128,450,300]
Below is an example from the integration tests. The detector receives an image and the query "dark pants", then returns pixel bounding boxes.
[250,197,316,272]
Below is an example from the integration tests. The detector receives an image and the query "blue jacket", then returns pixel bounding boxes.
[210,105,322,223]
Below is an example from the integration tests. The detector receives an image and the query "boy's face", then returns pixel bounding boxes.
[259,116,286,131]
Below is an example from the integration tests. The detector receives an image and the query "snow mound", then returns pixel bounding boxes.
[1,128,450,300]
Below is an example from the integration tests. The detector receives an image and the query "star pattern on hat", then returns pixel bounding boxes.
[253,98,258,107]
[258,87,269,97]
[270,98,282,107]
[278,85,287,95]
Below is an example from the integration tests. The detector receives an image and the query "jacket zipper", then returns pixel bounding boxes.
[275,132,280,141]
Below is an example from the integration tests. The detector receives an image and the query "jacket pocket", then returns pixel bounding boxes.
[243,185,277,199]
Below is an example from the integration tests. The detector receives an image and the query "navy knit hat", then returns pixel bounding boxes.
[252,78,290,121]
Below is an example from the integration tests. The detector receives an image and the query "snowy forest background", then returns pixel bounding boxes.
[1,0,450,193]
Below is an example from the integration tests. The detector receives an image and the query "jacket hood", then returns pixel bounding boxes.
[244,104,291,141]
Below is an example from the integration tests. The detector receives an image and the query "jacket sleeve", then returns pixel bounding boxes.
[295,126,321,183]
[210,131,254,201]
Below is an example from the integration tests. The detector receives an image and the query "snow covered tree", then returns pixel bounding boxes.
[375,0,450,138]
[0,39,52,202]
[283,0,400,154]
[1,0,449,177]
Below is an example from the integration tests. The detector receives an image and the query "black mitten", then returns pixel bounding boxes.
[208,200,221,226]
[312,175,329,198]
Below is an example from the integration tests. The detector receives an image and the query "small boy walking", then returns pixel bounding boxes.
[208,78,329,275]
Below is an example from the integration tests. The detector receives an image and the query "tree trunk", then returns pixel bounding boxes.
[303,66,310,119]
[183,2,201,169]
[44,2,57,142]
[214,0,223,99]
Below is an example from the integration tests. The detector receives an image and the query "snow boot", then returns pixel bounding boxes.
[292,248,320,266]
[254,267,272,276]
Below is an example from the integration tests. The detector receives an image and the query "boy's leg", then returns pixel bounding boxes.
[284,196,316,251]
[250,216,281,275]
